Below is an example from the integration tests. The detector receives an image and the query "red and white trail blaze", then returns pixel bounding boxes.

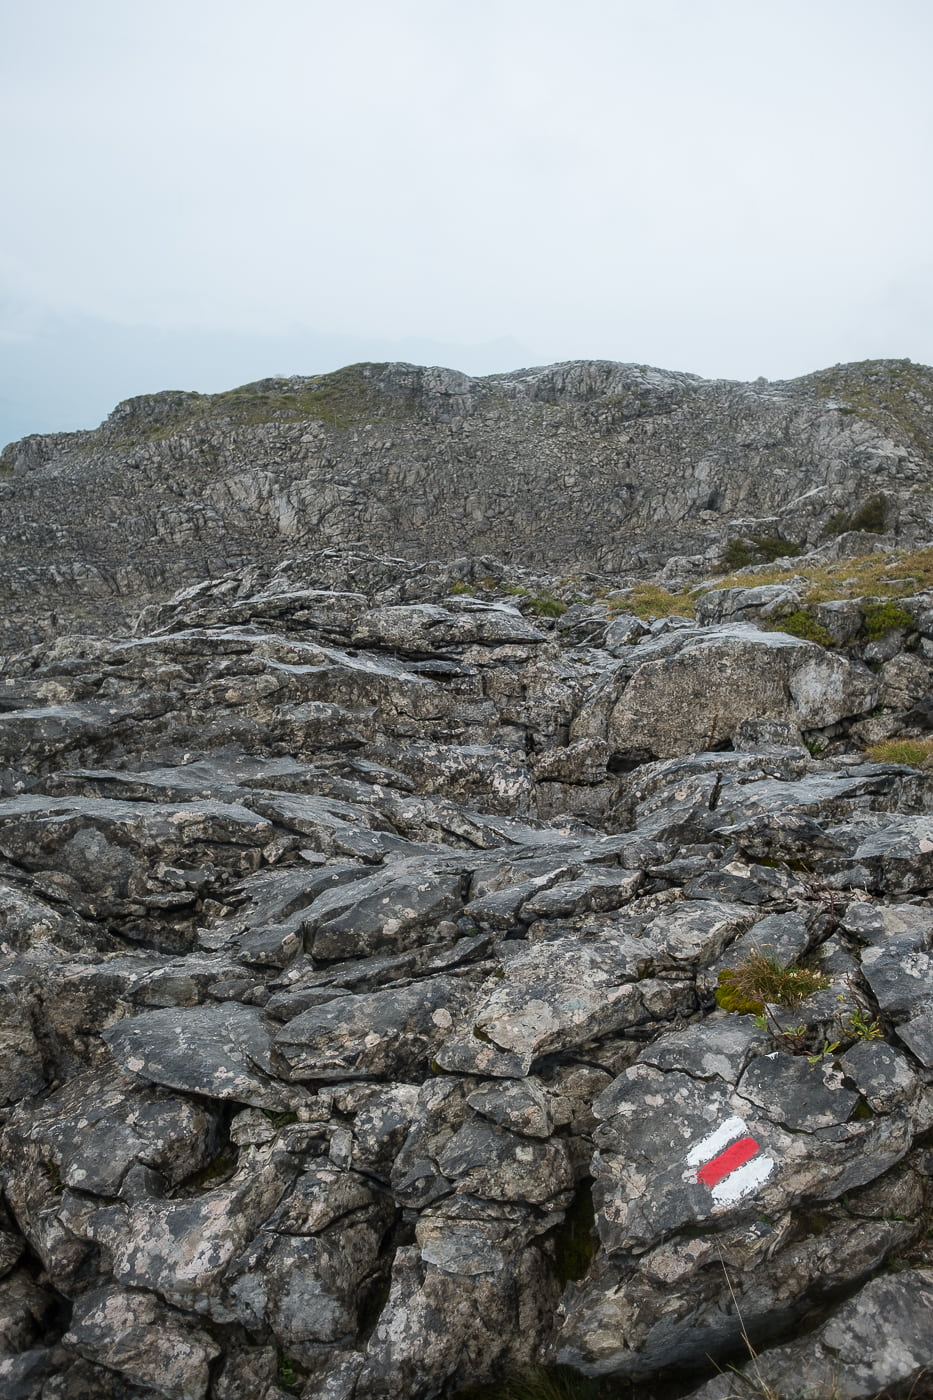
[686,1115,775,1206]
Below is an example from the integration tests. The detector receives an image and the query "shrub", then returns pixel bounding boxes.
[823,493,887,537]
[861,600,914,640]
[722,535,800,570]
[716,950,830,1016]
[772,608,835,647]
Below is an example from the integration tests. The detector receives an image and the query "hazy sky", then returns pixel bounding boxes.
[2,0,933,445]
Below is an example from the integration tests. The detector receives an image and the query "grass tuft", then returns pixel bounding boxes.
[716,950,830,1016]
[609,583,696,620]
[865,737,933,767]
[526,593,568,618]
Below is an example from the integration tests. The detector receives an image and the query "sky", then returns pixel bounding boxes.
[2,0,933,448]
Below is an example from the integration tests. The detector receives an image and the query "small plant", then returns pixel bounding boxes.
[277,1354,302,1392]
[861,600,914,640]
[42,1159,64,1195]
[804,735,827,757]
[722,535,800,570]
[864,737,933,767]
[263,1109,299,1129]
[840,1008,884,1042]
[526,593,567,618]
[716,949,831,1016]
[807,1038,841,1067]
[772,608,835,647]
[450,580,476,596]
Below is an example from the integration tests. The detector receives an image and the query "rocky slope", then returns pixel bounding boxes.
[0,541,931,1400]
[2,358,933,651]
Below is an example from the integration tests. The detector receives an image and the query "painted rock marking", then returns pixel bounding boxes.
[685,1114,775,1207]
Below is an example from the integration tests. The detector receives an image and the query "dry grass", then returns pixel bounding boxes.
[710,546,933,602]
[716,950,831,1016]
[865,737,933,767]
[606,582,697,619]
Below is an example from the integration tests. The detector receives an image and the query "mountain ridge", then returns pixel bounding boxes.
[2,356,932,653]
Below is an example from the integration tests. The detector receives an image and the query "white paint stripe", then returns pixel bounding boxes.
[685,1116,748,1167]
[711,1154,775,1206]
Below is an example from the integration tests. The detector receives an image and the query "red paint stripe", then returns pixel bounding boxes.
[696,1136,760,1187]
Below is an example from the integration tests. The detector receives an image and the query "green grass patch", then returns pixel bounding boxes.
[526,593,568,618]
[772,608,836,647]
[861,600,914,640]
[864,737,933,767]
[716,950,830,1016]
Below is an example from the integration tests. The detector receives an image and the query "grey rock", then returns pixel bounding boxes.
[85,1142,293,1312]
[466,1077,553,1138]
[436,1118,572,1206]
[2,1068,221,1195]
[860,937,933,1018]
[274,975,469,1080]
[103,1003,298,1110]
[64,1284,220,1400]
[307,866,464,960]
[685,1269,933,1400]
[737,1051,859,1130]
[572,625,878,758]
[896,1008,933,1068]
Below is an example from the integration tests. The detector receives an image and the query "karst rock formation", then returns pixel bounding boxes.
[0,359,931,1400]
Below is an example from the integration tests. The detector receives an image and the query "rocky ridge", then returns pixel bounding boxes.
[0,540,931,1400]
[2,357,933,651]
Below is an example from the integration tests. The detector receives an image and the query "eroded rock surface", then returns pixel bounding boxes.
[0,550,931,1399]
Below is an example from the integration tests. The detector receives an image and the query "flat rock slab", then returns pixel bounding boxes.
[860,938,933,1018]
[274,975,469,1080]
[308,867,464,960]
[353,602,543,652]
[104,1004,296,1110]
[737,1051,859,1130]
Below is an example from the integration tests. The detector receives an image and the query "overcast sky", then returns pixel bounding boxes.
[2,0,932,446]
